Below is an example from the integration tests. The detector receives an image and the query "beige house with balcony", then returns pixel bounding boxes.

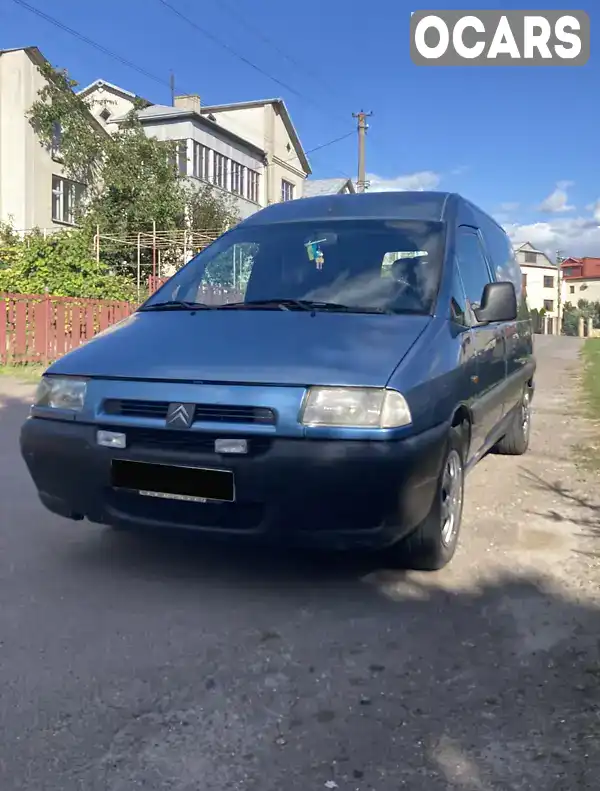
[514,242,562,333]
[78,81,311,219]
[0,46,312,234]
[0,46,105,231]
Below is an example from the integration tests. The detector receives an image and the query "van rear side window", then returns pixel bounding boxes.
[454,227,492,311]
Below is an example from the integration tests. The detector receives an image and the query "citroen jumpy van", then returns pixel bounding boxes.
[20,191,535,570]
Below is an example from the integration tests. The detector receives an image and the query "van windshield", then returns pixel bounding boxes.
[140,218,446,315]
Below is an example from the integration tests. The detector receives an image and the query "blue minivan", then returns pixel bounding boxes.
[20,191,535,570]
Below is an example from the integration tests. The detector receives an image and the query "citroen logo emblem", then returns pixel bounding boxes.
[166,403,195,429]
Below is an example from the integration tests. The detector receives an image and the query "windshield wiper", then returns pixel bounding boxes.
[219,299,313,311]
[139,300,213,312]
[218,299,392,314]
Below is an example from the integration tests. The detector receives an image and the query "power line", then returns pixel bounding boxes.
[207,0,339,99]
[297,131,355,161]
[12,0,356,181]
[156,0,343,122]
[12,0,173,91]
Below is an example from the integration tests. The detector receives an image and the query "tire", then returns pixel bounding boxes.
[494,386,532,456]
[388,426,465,571]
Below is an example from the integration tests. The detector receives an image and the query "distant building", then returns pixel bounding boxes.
[513,242,561,332]
[560,256,600,303]
[0,48,313,233]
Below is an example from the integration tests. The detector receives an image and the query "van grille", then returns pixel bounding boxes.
[101,426,272,456]
[102,399,276,425]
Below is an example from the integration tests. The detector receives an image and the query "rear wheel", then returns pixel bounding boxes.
[494,386,532,456]
[388,426,465,571]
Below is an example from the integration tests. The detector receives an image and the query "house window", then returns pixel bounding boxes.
[231,162,242,194]
[168,140,188,176]
[543,299,554,312]
[247,169,260,203]
[281,179,295,201]
[52,175,85,225]
[213,153,227,189]
[543,275,554,288]
[524,251,537,264]
[192,142,210,180]
[570,285,575,293]
[239,165,246,197]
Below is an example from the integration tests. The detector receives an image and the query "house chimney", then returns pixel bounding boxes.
[174,94,201,114]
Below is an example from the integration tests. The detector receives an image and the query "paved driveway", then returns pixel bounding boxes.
[1,335,599,790]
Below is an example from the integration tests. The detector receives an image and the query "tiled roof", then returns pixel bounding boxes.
[302,178,354,197]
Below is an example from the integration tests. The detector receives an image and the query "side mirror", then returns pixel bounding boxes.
[473,281,517,324]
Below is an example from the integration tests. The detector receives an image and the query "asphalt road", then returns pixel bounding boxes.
[1,335,599,790]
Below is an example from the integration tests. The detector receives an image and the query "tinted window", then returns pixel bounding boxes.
[477,212,529,317]
[454,227,492,311]
[143,219,446,315]
[450,266,468,326]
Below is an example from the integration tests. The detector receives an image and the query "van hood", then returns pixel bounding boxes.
[48,310,431,387]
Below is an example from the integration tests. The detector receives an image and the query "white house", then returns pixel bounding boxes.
[0,47,312,234]
[78,82,312,219]
[76,78,151,132]
[0,46,105,231]
[513,242,562,332]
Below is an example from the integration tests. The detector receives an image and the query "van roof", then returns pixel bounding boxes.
[240,190,456,226]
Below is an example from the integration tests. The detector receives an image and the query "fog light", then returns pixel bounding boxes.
[97,430,127,449]
[215,438,248,454]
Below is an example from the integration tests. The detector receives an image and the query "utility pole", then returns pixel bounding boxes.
[556,249,564,336]
[352,110,372,192]
[170,71,176,106]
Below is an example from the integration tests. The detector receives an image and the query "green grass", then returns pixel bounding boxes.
[575,339,600,471]
[582,339,600,419]
[0,363,45,383]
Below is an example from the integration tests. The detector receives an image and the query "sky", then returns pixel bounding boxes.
[2,0,598,260]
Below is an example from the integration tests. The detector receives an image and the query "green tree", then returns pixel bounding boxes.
[0,220,21,271]
[0,226,135,300]
[27,62,239,279]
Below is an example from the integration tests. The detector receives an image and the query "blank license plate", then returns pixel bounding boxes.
[111,459,235,503]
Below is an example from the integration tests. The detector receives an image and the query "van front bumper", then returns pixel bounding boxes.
[20,417,449,551]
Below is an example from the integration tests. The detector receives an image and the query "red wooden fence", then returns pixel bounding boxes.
[0,293,135,365]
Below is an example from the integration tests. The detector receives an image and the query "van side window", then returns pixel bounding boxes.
[478,218,522,296]
[477,217,529,318]
[455,227,492,314]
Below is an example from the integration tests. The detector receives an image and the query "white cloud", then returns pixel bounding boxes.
[366,170,441,192]
[503,215,600,257]
[538,181,575,213]
[587,199,600,223]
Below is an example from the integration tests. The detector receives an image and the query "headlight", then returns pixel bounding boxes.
[34,376,87,411]
[300,387,412,428]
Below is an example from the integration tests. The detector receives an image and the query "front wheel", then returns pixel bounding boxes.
[388,426,465,571]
